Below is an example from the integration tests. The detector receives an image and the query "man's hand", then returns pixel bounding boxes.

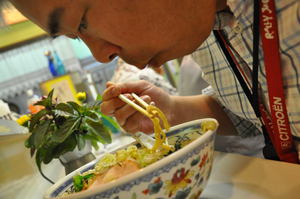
[100,80,172,133]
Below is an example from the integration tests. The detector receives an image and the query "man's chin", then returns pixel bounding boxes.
[148,58,167,68]
[120,58,148,69]
[121,56,166,69]
[133,63,149,69]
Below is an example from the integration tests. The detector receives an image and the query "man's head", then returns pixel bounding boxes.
[8,0,219,68]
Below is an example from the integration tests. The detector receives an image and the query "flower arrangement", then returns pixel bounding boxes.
[18,89,119,182]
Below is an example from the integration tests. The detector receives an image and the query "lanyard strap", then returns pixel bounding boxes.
[213,0,298,163]
[259,0,297,163]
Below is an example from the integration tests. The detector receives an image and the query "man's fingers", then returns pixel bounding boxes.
[102,80,152,102]
[106,81,114,88]
[102,85,121,100]
[119,80,152,94]
[122,113,154,134]
[113,95,150,123]
[114,104,137,126]
[101,97,128,116]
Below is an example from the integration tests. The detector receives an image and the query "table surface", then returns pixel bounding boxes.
[1,134,300,199]
[201,152,300,199]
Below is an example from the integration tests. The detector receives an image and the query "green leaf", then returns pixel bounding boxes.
[47,89,54,101]
[42,124,56,146]
[82,134,101,150]
[35,90,54,108]
[35,154,42,174]
[52,117,79,142]
[86,98,102,110]
[85,110,100,121]
[76,134,86,151]
[54,116,67,126]
[56,103,74,115]
[22,120,30,128]
[82,134,98,141]
[34,99,50,108]
[73,173,95,192]
[91,100,102,109]
[42,146,55,164]
[96,94,102,102]
[25,134,36,149]
[83,173,94,180]
[29,109,48,131]
[31,120,51,149]
[30,147,36,157]
[73,175,84,192]
[86,119,112,144]
[24,138,30,148]
[67,101,82,114]
[35,148,55,184]
[52,135,77,158]
[73,173,94,192]
[35,148,47,171]
[100,114,120,130]
[91,140,99,150]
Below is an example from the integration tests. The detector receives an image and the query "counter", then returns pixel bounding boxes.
[1,135,299,199]
[201,152,300,199]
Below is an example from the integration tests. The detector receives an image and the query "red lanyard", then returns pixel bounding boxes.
[213,0,298,163]
[259,0,298,163]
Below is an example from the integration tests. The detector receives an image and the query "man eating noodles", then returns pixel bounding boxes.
[1,0,300,163]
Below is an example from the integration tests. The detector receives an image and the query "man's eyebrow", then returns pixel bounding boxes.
[48,7,65,37]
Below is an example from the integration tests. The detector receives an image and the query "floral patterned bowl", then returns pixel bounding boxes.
[44,118,218,199]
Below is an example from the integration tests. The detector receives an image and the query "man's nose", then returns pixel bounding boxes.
[81,36,121,63]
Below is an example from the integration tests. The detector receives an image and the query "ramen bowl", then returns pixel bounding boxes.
[44,118,218,199]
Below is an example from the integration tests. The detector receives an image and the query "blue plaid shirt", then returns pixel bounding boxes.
[192,0,300,156]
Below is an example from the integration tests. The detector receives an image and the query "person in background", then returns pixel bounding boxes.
[0,99,17,120]
[0,99,28,135]
[179,55,265,158]
[178,56,209,96]
[1,0,299,163]
[111,58,177,96]
[1,100,20,114]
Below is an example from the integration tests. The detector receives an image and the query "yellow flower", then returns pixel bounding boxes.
[16,115,31,126]
[75,92,86,102]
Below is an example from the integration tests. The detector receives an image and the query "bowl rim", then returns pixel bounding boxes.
[44,118,218,199]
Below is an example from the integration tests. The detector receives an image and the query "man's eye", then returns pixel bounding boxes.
[78,10,88,33]
[78,18,88,33]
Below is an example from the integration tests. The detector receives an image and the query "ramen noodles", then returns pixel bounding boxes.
[67,103,174,194]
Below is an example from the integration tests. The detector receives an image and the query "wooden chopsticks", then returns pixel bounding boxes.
[118,93,156,149]
[119,93,151,117]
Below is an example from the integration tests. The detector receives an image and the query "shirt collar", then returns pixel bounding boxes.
[213,0,247,30]
[213,10,235,30]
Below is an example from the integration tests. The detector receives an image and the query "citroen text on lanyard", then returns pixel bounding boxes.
[259,0,298,163]
[214,0,298,163]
